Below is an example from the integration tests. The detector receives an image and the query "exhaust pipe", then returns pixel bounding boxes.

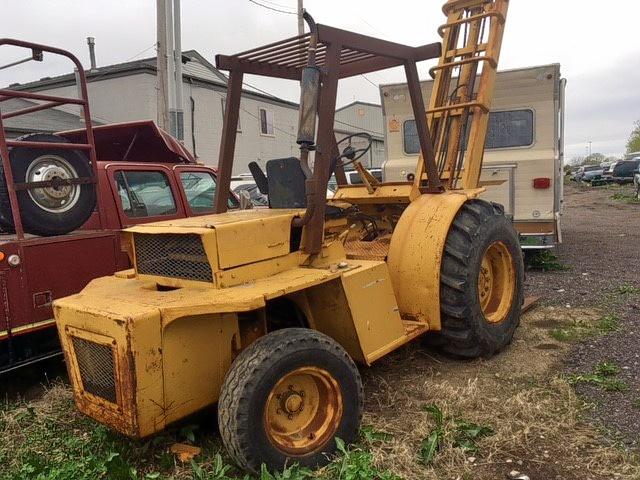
[293,10,320,228]
[87,37,97,72]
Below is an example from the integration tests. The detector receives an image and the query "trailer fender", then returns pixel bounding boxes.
[387,190,481,330]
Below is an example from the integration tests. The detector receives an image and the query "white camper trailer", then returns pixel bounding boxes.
[381,64,566,249]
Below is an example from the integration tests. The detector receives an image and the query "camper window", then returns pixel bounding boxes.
[402,109,534,155]
[485,109,534,149]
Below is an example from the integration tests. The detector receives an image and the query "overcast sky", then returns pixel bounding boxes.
[2,0,639,160]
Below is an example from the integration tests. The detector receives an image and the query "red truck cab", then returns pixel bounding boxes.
[0,40,236,373]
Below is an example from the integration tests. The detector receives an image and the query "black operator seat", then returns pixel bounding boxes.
[248,158,344,217]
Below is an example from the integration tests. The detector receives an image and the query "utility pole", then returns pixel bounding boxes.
[165,0,176,135]
[172,0,184,141]
[297,0,304,36]
[156,0,170,131]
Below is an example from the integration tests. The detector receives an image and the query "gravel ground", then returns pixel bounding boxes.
[526,182,640,448]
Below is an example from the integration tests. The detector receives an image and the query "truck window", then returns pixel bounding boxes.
[403,109,534,154]
[115,170,177,218]
[179,171,238,212]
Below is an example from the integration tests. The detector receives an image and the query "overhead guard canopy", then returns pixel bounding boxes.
[215,24,441,81]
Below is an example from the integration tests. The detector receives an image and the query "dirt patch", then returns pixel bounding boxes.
[360,305,639,480]
[526,183,640,451]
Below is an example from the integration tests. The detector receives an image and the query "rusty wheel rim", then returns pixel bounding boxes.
[478,241,515,324]
[264,366,343,455]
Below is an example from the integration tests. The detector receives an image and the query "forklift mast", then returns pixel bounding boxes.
[213,0,509,254]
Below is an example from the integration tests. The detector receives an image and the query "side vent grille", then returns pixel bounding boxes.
[72,337,117,403]
[134,233,213,282]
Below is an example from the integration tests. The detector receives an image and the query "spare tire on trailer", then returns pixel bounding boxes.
[0,133,96,236]
[433,199,524,358]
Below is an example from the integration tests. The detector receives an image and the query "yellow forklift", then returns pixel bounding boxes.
[55,0,518,473]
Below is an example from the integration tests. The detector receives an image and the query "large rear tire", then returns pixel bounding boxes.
[0,133,96,236]
[433,199,524,358]
[218,328,363,474]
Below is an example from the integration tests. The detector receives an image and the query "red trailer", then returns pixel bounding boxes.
[0,39,237,373]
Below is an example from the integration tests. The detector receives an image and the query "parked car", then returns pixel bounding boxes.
[602,161,618,181]
[327,168,383,192]
[634,165,640,199]
[611,158,640,184]
[231,179,269,207]
[572,165,603,183]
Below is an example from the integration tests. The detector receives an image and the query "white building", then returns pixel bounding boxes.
[334,101,385,169]
[13,51,299,175]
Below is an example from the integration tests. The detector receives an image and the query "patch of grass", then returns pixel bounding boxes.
[595,361,621,377]
[360,425,393,444]
[611,191,640,204]
[258,463,312,480]
[617,284,640,295]
[323,437,400,480]
[524,250,569,271]
[549,314,621,343]
[418,403,493,465]
[596,314,621,333]
[569,361,629,393]
[0,384,404,480]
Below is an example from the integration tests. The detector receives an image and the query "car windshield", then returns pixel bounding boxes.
[584,165,600,172]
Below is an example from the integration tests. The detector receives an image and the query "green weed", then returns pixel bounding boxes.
[191,455,235,480]
[569,361,629,393]
[611,192,640,204]
[596,314,621,333]
[525,250,569,271]
[257,463,312,480]
[419,404,493,465]
[549,314,621,343]
[360,425,393,444]
[617,284,640,295]
[325,437,400,480]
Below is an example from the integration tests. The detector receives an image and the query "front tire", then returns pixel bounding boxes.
[218,328,363,474]
[434,199,524,358]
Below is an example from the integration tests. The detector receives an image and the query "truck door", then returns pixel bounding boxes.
[106,164,187,227]
[173,166,239,216]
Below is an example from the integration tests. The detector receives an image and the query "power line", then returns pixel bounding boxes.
[334,118,382,137]
[214,89,296,138]
[259,0,297,9]
[248,0,296,15]
[360,74,378,89]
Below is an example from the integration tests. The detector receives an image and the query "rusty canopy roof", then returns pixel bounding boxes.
[215,24,441,80]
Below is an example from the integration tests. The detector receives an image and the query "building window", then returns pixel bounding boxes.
[220,97,241,132]
[402,109,535,155]
[115,170,177,218]
[259,108,274,136]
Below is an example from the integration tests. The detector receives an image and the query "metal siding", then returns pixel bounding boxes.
[335,102,384,139]
[32,71,298,175]
[36,73,157,124]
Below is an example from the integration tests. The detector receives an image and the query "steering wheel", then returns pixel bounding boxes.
[334,133,373,168]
